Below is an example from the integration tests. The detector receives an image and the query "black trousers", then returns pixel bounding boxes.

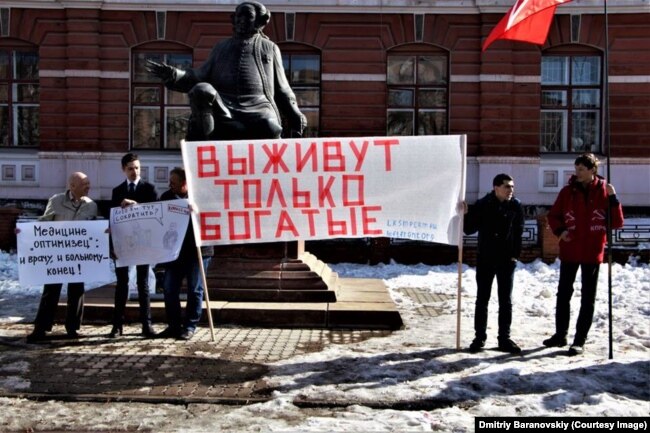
[112,264,152,328]
[474,258,516,341]
[33,283,85,333]
[554,261,600,346]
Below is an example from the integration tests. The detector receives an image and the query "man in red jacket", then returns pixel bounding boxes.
[543,153,624,356]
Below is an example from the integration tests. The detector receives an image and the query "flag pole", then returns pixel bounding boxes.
[603,0,613,360]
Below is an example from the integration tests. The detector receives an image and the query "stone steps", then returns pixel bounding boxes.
[58,277,403,330]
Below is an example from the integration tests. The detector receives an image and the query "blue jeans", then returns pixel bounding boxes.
[163,256,211,332]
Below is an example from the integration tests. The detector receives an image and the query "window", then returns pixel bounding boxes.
[540,54,602,153]
[131,51,192,149]
[387,54,448,136]
[282,53,320,137]
[0,49,39,147]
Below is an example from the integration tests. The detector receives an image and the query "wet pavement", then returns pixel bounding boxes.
[0,286,450,405]
[0,324,392,404]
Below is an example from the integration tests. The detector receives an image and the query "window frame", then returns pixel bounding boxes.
[540,49,603,154]
[279,46,321,138]
[386,46,449,137]
[131,47,193,150]
[0,47,39,148]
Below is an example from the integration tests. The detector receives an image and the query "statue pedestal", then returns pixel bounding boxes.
[206,243,339,303]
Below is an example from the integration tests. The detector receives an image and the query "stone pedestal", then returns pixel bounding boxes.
[206,243,338,303]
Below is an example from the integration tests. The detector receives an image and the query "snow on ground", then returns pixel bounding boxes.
[0,246,648,432]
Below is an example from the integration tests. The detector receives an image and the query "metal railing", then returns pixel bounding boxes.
[613,224,650,247]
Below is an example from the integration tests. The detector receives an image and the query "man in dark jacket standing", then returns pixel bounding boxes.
[109,153,158,338]
[543,153,624,356]
[157,167,214,340]
[464,173,524,354]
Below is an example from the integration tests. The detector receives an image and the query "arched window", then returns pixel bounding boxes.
[0,43,39,147]
[387,45,449,136]
[131,43,192,149]
[540,47,602,153]
[279,43,321,138]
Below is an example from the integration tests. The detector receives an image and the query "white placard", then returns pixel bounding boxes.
[110,199,191,267]
[17,220,111,285]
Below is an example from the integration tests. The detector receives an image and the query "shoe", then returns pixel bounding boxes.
[497,338,522,354]
[141,325,156,339]
[66,330,80,339]
[156,327,182,339]
[107,325,123,338]
[469,338,485,353]
[26,330,46,343]
[178,329,195,341]
[568,345,584,356]
[543,334,567,347]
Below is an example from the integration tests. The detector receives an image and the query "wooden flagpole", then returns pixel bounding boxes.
[456,136,468,350]
[196,246,216,342]
[180,139,216,342]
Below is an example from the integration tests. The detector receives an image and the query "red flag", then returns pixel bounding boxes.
[482,0,573,51]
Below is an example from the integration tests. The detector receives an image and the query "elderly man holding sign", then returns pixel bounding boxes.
[26,172,98,343]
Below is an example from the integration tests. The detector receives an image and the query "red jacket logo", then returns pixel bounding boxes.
[564,211,575,226]
[591,209,606,221]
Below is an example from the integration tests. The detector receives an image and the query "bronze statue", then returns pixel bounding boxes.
[147,1,307,141]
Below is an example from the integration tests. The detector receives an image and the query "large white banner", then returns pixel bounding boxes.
[110,199,191,267]
[17,220,112,285]
[182,135,466,247]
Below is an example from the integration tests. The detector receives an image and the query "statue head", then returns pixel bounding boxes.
[232,1,271,38]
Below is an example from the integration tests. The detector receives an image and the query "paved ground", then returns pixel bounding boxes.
[0,287,450,405]
[0,324,393,404]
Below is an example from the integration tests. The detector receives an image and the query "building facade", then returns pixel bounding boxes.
[1,0,648,214]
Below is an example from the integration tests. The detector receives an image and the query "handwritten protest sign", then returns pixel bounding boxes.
[110,199,191,267]
[17,220,111,285]
[181,135,466,247]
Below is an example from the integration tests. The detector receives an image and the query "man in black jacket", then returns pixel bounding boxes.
[157,167,214,340]
[108,152,158,338]
[464,173,524,354]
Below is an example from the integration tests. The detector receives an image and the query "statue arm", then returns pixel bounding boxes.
[146,59,201,93]
[272,45,307,137]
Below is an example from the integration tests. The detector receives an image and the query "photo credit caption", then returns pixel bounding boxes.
[476,417,648,432]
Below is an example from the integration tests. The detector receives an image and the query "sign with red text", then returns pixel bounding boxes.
[17,220,111,285]
[181,135,466,247]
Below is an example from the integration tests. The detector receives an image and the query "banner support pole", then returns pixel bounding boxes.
[456,136,467,351]
[197,246,216,342]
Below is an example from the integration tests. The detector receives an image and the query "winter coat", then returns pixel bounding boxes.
[39,191,98,222]
[547,175,624,264]
[464,191,524,262]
